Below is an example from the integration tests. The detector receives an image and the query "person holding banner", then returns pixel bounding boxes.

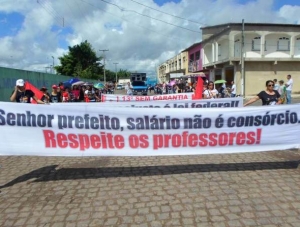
[244,80,282,106]
[203,81,218,99]
[10,79,47,104]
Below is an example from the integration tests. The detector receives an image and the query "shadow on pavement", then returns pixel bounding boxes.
[0,165,58,190]
[0,161,299,189]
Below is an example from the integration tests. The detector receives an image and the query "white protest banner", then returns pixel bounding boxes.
[0,102,300,156]
[101,93,193,102]
[54,97,243,108]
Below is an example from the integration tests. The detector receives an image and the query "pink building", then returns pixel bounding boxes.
[183,42,209,81]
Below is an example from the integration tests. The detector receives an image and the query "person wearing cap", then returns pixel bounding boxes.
[10,79,46,104]
[49,85,62,103]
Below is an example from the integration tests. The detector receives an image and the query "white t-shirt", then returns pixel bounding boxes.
[231,84,236,94]
[203,89,218,99]
[125,85,133,95]
[85,89,96,101]
[286,78,293,91]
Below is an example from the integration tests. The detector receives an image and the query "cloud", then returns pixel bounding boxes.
[278,5,300,24]
[0,0,299,76]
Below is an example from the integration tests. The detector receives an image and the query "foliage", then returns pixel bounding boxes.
[55,40,131,81]
[54,40,102,80]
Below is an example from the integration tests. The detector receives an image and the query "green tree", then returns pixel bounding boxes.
[55,40,103,80]
[117,69,131,79]
[103,68,131,83]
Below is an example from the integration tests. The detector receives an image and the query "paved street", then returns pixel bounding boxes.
[0,91,300,227]
[0,150,300,227]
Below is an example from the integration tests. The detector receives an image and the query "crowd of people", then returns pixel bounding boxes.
[10,79,117,103]
[10,74,294,106]
[149,78,237,98]
[244,74,293,106]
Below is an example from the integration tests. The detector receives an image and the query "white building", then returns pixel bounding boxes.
[157,52,188,83]
[201,23,300,96]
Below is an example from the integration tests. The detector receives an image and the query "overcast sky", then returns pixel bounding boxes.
[0,0,300,78]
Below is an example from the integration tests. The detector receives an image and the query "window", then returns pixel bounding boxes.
[195,51,200,60]
[218,44,221,57]
[277,37,290,51]
[189,54,194,62]
[179,59,181,69]
[252,36,261,51]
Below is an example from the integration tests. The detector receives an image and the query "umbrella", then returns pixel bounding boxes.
[169,80,176,86]
[63,78,80,88]
[83,82,94,86]
[72,81,85,86]
[62,82,72,88]
[94,82,105,89]
[214,80,227,84]
[68,78,80,84]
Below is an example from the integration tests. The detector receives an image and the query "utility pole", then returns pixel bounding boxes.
[99,49,109,84]
[51,56,54,74]
[113,62,118,84]
[241,19,245,97]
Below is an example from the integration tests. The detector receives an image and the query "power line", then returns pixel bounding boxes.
[79,0,199,43]
[98,0,201,33]
[37,0,64,27]
[128,0,204,26]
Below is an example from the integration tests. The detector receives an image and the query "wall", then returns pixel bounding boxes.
[0,67,97,101]
[295,38,300,57]
[264,35,291,58]
[234,62,300,96]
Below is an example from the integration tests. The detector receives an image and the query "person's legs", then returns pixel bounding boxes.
[286,90,292,104]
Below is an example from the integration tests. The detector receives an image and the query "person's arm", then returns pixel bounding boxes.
[244,96,260,107]
[32,95,46,104]
[10,87,18,102]
[276,91,282,105]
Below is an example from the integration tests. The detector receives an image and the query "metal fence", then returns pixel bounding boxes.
[0,66,97,101]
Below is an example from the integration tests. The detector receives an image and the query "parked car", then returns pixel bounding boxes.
[116,85,123,90]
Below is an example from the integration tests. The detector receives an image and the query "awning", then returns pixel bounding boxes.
[170,73,184,78]
[183,72,207,78]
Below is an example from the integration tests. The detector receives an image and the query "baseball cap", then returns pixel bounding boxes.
[52,85,58,89]
[40,87,48,91]
[16,79,25,86]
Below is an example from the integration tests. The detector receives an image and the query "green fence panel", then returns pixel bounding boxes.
[0,67,98,101]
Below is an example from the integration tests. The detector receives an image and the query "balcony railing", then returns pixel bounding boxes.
[188,60,201,72]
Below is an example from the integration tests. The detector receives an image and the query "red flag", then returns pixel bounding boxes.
[25,81,44,104]
[192,77,203,100]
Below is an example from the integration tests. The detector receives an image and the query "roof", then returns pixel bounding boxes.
[201,27,231,44]
[201,22,300,30]
[182,41,202,52]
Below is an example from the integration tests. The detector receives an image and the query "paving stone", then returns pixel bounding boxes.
[0,151,299,227]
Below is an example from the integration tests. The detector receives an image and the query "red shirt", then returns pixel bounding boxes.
[72,90,80,99]
[62,91,69,102]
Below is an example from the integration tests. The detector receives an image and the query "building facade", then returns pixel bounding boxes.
[157,52,188,83]
[201,23,300,96]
